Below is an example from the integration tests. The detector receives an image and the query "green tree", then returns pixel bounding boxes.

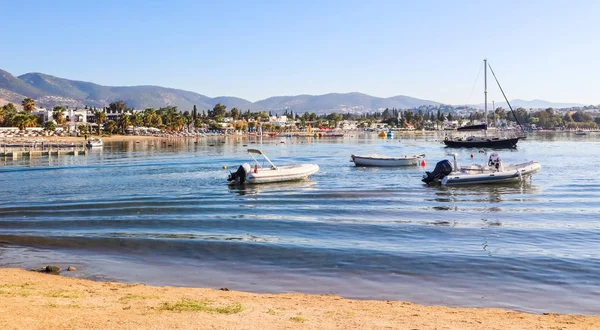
[108,100,127,113]
[104,120,117,134]
[164,108,185,130]
[495,107,507,120]
[230,107,241,120]
[183,111,193,130]
[130,112,143,127]
[12,113,38,130]
[119,113,132,133]
[52,106,67,125]
[44,121,56,131]
[571,110,592,122]
[21,98,36,113]
[3,102,18,113]
[0,107,5,126]
[212,103,226,118]
[143,108,162,127]
[95,109,106,134]
[326,113,343,128]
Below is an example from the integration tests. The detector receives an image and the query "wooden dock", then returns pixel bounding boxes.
[0,143,88,158]
[0,150,88,158]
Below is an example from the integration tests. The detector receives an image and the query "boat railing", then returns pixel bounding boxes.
[248,149,278,170]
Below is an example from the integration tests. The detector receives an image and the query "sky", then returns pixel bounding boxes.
[2,0,599,105]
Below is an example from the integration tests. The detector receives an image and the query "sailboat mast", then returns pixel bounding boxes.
[484,58,488,130]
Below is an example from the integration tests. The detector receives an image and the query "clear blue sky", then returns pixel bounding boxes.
[2,0,598,104]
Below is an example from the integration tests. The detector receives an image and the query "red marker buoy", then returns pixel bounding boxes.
[470,154,474,158]
[420,160,426,167]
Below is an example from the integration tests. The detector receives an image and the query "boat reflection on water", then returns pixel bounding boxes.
[227,180,318,196]
[427,182,541,205]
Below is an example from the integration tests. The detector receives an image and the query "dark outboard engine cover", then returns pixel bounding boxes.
[227,163,251,184]
[422,160,453,184]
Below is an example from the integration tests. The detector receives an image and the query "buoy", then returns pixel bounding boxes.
[420,160,426,167]
[222,165,227,169]
[470,154,474,158]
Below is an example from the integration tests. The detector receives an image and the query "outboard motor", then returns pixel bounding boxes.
[488,152,503,171]
[422,160,453,184]
[228,163,251,184]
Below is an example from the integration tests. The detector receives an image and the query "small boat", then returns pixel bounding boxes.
[351,153,425,167]
[422,152,541,185]
[575,131,587,136]
[85,138,103,148]
[228,149,319,184]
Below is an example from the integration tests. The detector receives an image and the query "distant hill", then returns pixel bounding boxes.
[0,69,441,114]
[253,92,441,113]
[0,69,44,99]
[0,68,583,114]
[475,99,584,110]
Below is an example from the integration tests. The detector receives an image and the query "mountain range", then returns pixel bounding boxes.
[0,69,584,114]
[475,99,585,110]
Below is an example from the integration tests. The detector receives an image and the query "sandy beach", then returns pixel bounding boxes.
[0,268,597,330]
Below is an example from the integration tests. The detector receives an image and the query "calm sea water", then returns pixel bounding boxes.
[1,132,599,315]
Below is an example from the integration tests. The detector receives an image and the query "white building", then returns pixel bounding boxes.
[339,120,358,129]
[269,115,289,127]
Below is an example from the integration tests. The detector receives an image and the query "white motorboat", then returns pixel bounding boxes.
[422,152,541,185]
[228,149,319,184]
[86,138,103,148]
[350,153,425,167]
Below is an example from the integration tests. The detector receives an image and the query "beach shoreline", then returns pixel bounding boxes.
[0,268,597,329]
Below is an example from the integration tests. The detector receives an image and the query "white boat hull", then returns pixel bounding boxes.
[245,164,320,184]
[86,138,103,148]
[442,161,541,185]
[351,154,423,167]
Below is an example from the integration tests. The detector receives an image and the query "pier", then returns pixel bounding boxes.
[0,142,88,158]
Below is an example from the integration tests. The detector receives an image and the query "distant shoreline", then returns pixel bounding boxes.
[0,129,593,145]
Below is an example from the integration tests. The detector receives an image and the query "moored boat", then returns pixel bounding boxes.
[351,153,425,167]
[443,136,519,149]
[228,149,319,184]
[85,138,103,148]
[444,59,524,149]
[422,152,541,185]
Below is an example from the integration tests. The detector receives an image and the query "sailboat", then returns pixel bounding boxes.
[443,59,524,149]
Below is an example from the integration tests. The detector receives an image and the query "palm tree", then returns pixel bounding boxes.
[52,106,67,125]
[119,113,131,134]
[131,112,143,127]
[104,120,117,134]
[143,108,160,127]
[184,112,193,130]
[11,113,28,130]
[95,110,106,134]
[12,113,37,130]
[165,110,185,131]
[21,98,36,113]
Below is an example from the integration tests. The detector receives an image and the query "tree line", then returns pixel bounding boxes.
[1,98,598,133]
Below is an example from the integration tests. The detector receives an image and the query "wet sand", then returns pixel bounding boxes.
[0,268,597,330]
